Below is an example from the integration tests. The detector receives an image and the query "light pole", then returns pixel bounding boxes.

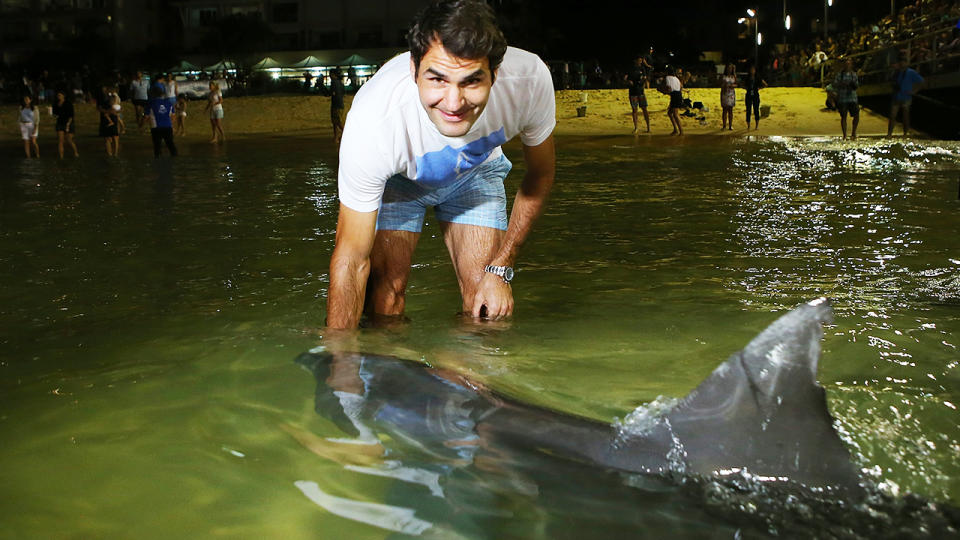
[747,8,759,67]
[824,0,834,39]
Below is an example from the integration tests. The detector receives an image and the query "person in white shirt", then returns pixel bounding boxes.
[129,71,149,128]
[327,0,556,329]
[663,68,683,135]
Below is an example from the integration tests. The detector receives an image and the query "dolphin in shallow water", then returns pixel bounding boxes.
[295,298,862,495]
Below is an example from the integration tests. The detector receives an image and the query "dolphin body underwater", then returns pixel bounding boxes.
[291,300,959,537]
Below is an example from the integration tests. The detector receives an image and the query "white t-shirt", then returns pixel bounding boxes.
[338,46,556,213]
[665,75,682,92]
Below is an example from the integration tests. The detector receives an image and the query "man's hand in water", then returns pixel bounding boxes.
[471,273,513,320]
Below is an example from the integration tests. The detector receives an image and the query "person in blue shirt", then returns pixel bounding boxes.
[147,85,178,157]
[887,58,924,137]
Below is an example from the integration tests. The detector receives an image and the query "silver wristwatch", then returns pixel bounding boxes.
[484,264,514,284]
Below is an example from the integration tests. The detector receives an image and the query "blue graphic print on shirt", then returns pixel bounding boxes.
[415,128,507,185]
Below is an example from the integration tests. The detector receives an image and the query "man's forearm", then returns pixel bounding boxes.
[326,251,370,329]
[490,170,554,267]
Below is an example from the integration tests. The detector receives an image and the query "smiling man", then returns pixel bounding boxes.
[326,0,556,329]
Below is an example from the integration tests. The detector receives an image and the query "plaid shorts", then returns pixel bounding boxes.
[376,154,512,233]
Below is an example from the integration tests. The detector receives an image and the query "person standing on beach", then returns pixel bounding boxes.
[326,0,556,329]
[146,85,178,157]
[174,93,187,136]
[626,55,649,133]
[205,81,225,143]
[744,65,766,130]
[834,58,860,140]
[129,71,149,128]
[19,95,40,158]
[663,68,683,135]
[887,58,923,137]
[52,90,79,158]
[96,86,118,156]
[720,64,737,130]
[329,67,346,145]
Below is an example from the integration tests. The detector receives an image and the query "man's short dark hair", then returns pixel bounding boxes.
[407,0,507,76]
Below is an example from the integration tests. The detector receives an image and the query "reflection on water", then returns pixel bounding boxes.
[0,136,958,538]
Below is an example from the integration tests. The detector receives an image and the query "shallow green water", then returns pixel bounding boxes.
[1,135,958,538]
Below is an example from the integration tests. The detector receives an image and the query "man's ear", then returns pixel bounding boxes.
[410,57,417,82]
[492,67,499,85]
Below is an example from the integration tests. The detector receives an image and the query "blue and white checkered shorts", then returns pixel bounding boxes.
[376,154,512,233]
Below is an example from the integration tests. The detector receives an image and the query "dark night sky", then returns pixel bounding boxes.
[494,0,894,67]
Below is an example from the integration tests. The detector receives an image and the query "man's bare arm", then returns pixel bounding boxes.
[326,204,378,329]
[471,134,555,318]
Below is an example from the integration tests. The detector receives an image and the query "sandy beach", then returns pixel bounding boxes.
[1,86,894,150]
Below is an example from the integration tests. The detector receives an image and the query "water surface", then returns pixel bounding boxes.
[1,135,958,538]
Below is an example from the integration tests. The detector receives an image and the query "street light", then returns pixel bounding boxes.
[824,0,834,38]
[746,8,759,67]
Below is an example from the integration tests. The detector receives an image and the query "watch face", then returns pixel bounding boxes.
[503,267,514,282]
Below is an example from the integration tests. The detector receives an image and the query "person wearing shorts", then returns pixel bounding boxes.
[96,86,119,156]
[663,68,683,135]
[205,81,225,143]
[19,95,40,158]
[129,71,149,128]
[834,58,860,140]
[326,0,556,329]
[626,55,649,133]
[52,90,79,158]
[887,59,924,137]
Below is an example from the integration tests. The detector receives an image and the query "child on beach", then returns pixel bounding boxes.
[19,95,40,158]
[174,94,187,136]
[110,93,126,135]
[97,86,118,156]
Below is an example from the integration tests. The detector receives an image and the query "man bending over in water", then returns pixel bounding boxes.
[326,0,556,329]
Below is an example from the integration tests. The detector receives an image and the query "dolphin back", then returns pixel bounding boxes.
[664,299,861,491]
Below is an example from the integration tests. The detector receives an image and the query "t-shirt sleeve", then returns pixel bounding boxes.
[519,57,556,147]
[337,110,399,213]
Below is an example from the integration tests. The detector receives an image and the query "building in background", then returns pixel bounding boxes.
[0,0,430,68]
[173,0,430,53]
[0,0,176,67]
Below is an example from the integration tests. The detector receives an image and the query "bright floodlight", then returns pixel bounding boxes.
[746,8,756,17]
[757,32,763,45]
[785,15,792,29]
[738,17,747,23]
[828,0,833,6]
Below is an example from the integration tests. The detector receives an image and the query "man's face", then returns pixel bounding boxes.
[412,41,495,138]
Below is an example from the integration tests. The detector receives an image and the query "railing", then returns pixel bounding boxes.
[822,23,960,87]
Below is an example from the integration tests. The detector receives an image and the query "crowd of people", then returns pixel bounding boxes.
[12,68,234,159]
[9,0,960,157]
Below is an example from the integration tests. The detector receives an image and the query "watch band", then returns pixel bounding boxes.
[484,264,514,283]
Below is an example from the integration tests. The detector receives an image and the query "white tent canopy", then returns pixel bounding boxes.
[290,56,325,69]
[204,59,238,72]
[250,57,282,70]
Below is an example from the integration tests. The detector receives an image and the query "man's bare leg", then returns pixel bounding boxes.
[367,229,420,317]
[440,222,504,314]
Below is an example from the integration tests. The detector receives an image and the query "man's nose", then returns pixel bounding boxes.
[442,85,464,110]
